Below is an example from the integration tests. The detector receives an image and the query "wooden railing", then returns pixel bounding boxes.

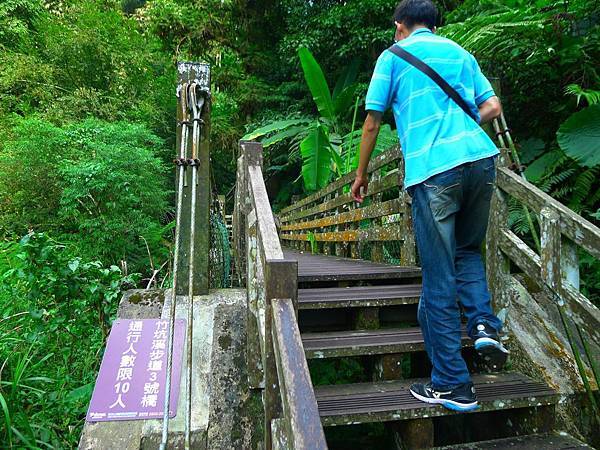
[232,141,327,450]
[278,147,416,266]
[487,153,600,391]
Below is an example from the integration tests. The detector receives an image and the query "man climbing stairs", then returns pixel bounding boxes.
[284,249,591,449]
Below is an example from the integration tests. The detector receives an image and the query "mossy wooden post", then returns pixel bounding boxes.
[176,62,211,295]
[398,154,416,266]
[233,155,246,285]
[242,142,264,390]
[370,168,384,263]
[264,260,297,450]
[486,151,511,312]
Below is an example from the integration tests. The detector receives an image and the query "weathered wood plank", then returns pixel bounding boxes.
[432,432,593,450]
[279,147,402,217]
[281,225,404,243]
[272,298,327,450]
[298,284,421,309]
[302,326,469,359]
[315,373,558,426]
[281,169,401,223]
[540,208,561,292]
[248,165,284,261]
[264,260,298,450]
[497,167,600,259]
[500,229,600,334]
[281,198,402,232]
[499,229,541,278]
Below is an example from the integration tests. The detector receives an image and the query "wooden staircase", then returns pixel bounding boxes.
[234,142,598,449]
[286,249,589,449]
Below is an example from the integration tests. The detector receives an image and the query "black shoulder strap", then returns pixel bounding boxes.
[387,44,478,122]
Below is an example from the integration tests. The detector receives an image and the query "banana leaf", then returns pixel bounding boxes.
[241,117,311,141]
[261,126,310,148]
[298,47,335,121]
[300,124,333,191]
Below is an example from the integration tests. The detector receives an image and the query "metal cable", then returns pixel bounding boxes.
[184,82,205,449]
[160,82,189,450]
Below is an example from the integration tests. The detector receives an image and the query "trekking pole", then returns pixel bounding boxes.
[184,82,206,449]
[492,115,541,254]
[160,82,190,450]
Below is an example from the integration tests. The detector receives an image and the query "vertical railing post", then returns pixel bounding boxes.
[486,187,511,312]
[540,207,561,292]
[561,237,580,291]
[399,153,416,266]
[242,141,265,390]
[264,259,298,450]
[175,62,211,295]
[232,155,246,285]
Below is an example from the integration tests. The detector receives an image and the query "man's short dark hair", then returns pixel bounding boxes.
[393,0,438,30]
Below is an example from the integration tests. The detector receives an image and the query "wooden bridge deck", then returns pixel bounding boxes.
[283,249,421,283]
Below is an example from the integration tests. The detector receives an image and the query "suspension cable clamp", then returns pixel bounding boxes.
[178,120,191,127]
[187,158,200,167]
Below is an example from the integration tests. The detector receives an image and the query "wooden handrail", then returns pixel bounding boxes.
[248,164,284,261]
[279,147,402,219]
[496,167,600,259]
[234,140,327,450]
[272,298,328,449]
[278,146,415,265]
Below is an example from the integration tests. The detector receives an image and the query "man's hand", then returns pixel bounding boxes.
[351,174,369,203]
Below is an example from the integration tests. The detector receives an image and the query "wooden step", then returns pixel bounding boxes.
[298,284,421,310]
[284,249,421,283]
[302,326,469,359]
[315,373,557,426]
[433,432,593,449]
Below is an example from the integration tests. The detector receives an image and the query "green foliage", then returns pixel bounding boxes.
[0,232,138,447]
[0,118,170,271]
[242,118,312,143]
[301,124,333,191]
[557,104,600,167]
[0,0,174,134]
[57,120,170,268]
[309,357,367,386]
[298,47,337,121]
[565,84,600,107]
[440,0,600,141]
[0,0,44,51]
[246,47,366,192]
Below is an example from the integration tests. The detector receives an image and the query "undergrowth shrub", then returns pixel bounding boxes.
[0,118,171,273]
[0,232,138,448]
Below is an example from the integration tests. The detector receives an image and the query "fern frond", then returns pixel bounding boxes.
[565,84,600,106]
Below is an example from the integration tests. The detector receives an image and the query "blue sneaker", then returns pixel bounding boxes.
[471,322,509,371]
[409,381,478,412]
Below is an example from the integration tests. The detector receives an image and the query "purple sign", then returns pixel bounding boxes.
[86,319,186,422]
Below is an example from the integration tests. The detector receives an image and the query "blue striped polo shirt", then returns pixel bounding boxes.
[365,28,499,188]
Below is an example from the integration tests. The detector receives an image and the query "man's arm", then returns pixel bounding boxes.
[478,95,502,124]
[351,111,383,203]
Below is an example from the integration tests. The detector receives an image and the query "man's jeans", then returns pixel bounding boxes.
[408,156,502,390]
